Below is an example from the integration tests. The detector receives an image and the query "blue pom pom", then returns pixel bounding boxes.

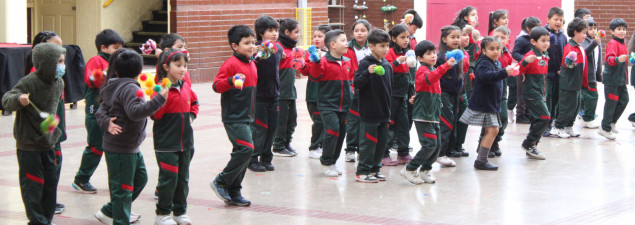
[446,49,464,61]
[308,45,320,62]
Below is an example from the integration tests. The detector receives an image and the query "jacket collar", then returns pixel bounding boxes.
[98,52,111,61]
[390,43,409,54]
[349,39,368,50]
[324,52,350,62]
[278,34,297,49]
[531,46,549,58]
[545,25,562,34]
[233,52,250,63]
[613,36,625,44]
[568,39,581,47]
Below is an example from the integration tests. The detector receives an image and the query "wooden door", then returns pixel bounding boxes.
[36,0,76,44]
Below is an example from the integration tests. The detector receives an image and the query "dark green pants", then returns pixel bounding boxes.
[155,151,192,216]
[455,92,469,151]
[18,149,58,225]
[217,122,253,196]
[407,122,441,171]
[345,96,360,153]
[356,122,389,175]
[582,82,599,122]
[54,143,62,182]
[508,76,517,110]
[546,80,560,126]
[516,76,528,117]
[555,89,581,129]
[320,111,347,165]
[101,152,147,225]
[479,100,508,146]
[385,96,410,156]
[525,98,550,144]
[307,102,324,150]
[440,92,459,157]
[407,86,415,130]
[74,117,105,184]
[273,100,297,150]
[601,85,630,132]
[251,99,278,164]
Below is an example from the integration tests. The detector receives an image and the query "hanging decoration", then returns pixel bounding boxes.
[353,0,367,22]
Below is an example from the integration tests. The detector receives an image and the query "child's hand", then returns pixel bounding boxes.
[397,56,407,64]
[618,55,629,63]
[369,64,376,74]
[19,94,29,106]
[525,55,537,63]
[282,52,287,59]
[505,66,514,75]
[447,58,457,66]
[594,35,601,43]
[159,87,169,98]
[107,117,122,135]
[409,94,416,104]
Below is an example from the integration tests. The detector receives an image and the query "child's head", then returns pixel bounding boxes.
[368,28,390,59]
[480,36,502,61]
[439,25,461,52]
[492,26,511,47]
[159,34,187,51]
[574,8,592,20]
[488,9,509,34]
[32,31,62,47]
[157,48,189,82]
[567,18,589,43]
[547,7,564,31]
[609,18,628,39]
[389,24,410,49]
[414,40,437,66]
[255,15,279,41]
[313,24,332,49]
[452,6,477,29]
[95,29,125,54]
[351,19,371,45]
[106,48,127,81]
[586,19,598,38]
[112,50,143,79]
[460,25,473,48]
[471,29,482,42]
[530,26,551,52]
[32,43,66,80]
[324,29,348,56]
[227,25,256,58]
[279,18,300,41]
[521,16,542,33]
[403,9,423,34]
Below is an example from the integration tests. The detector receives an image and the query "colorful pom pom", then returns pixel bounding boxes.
[145,79,155,88]
[136,89,144,98]
[234,79,244,90]
[140,39,157,55]
[565,52,577,68]
[446,49,464,61]
[145,88,153,95]
[374,65,385,75]
[140,74,148,81]
[630,53,635,64]
[598,30,606,38]
[404,14,414,25]
[291,59,305,70]
[291,47,305,59]
[40,114,60,134]
[154,85,162,93]
[307,45,320,62]
[405,50,417,67]
[161,78,172,88]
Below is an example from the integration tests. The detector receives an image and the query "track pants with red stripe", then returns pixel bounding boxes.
[320,111,347,166]
[74,117,105,185]
[356,122,389,175]
[155,150,192,216]
[100,152,148,225]
[385,96,410,156]
[524,98,550,146]
[440,92,459,157]
[581,82,599,122]
[601,85,629,132]
[345,96,360,153]
[17,149,58,225]
[216,122,253,197]
[555,89,581,129]
[250,98,278,164]
[406,122,441,171]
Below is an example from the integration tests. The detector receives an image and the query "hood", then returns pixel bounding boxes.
[100,77,140,105]
[32,43,66,84]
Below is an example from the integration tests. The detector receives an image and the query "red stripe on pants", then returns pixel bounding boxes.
[236,139,254,150]
[327,129,340,137]
[55,150,61,156]
[608,93,619,101]
[588,87,597,92]
[121,184,133,191]
[440,116,453,130]
[26,173,44,184]
[160,162,179,173]
[540,115,551,120]
[366,133,377,143]
[90,146,103,156]
[255,119,268,129]
[423,133,437,139]
[349,109,360,117]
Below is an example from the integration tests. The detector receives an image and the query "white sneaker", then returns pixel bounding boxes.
[308,149,321,159]
[130,212,141,223]
[333,165,343,175]
[582,120,600,129]
[95,210,113,225]
[155,215,177,225]
[553,128,570,138]
[598,129,616,140]
[565,127,580,137]
[420,170,436,183]
[611,123,619,134]
[173,214,192,225]
[435,156,456,167]
[345,152,356,162]
[323,165,339,177]
[399,167,423,184]
[550,127,560,136]
[316,147,323,154]
[508,110,515,122]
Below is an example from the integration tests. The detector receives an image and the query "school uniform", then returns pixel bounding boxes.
[454,50,471,154]
[519,47,551,147]
[479,47,512,149]
[545,26,568,127]
[407,36,419,135]
[344,40,370,154]
[581,37,602,122]
[273,35,298,151]
[460,54,509,127]
[437,49,466,157]
[384,45,412,157]
[511,31,532,114]
[601,37,630,132]
[301,49,327,151]
[555,39,588,129]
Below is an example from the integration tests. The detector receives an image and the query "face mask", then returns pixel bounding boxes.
[56,64,66,79]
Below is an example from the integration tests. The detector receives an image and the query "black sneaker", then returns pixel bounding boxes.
[55,203,65,214]
[285,145,297,154]
[474,160,498,170]
[516,116,530,124]
[457,147,469,157]
[543,127,552,137]
[210,178,231,202]
[273,149,297,157]
[248,162,266,172]
[227,195,251,207]
[72,181,97,194]
[449,151,462,158]
[523,145,546,160]
[261,162,275,171]
[491,144,502,157]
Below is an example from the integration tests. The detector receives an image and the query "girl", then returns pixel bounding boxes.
[157,34,192,86]
[344,19,371,162]
[152,49,198,225]
[511,17,542,124]
[382,24,413,165]
[488,10,509,36]
[453,25,473,159]
[452,6,478,30]
[274,18,300,156]
[459,37,515,170]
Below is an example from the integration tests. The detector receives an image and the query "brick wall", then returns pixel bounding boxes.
[575,0,635,57]
[337,0,413,37]
[171,0,328,83]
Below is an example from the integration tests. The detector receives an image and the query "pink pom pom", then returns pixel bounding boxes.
[136,89,144,98]
[291,59,305,70]
[291,47,305,59]
[139,74,147,81]
[140,39,157,55]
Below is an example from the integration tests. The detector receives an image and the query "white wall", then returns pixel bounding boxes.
[0,0,28,43]
[413,0,427,43]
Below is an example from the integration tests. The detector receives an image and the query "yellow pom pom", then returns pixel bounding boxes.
[145,79,155,88]
[145,88,153,95]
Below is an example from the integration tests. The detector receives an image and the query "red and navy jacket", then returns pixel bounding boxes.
[413,62,452,122]
[559,39,588,91]
[309,52,354,112]
[603,37,629,86]
[520,47,550,100]
[213,52,257,123]
[152,81,199,152]
[385,45,411,97]
[278,41,297,101]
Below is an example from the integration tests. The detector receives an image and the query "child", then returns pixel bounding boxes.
[354,28,393,183]
[302,24,331,159]
[2,43,65,225]
[383,24,412,165]
[73,29,125,194]
[519,26,551,160]
[403,9,424,154]
[487,9,509,36]
[580,19,602,129]
[459,37,515,170]
[553,18,589,138]
[210,25,257,206]
[453,25,474,158]
[156,34,192,86]
[400,41,456,184]
[544,7,567,137]
[511,17,542,123]
[93,50,168,224]
[152,49,198,225]
[598,18,630,139]
[452,6,479,30]
[249,15,285,172]
[575,8,593,20]
[344,19,371,162]
[273,18,300,156]
[309,29,354,176]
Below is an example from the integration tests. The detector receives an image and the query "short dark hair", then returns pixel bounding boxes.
[530,26,550,42]
[158,33,186,49]
[567,18,589,37]
[278,18,299,34]
[548,7,564,19]
[367,28,390,45]
[404,9,423,28]
[574,8,591,19]
[351,19,371,32]
[314,24,332,34]
[106,48,127,81]
[521,17,542,32]
[480,36,501,53]
[488,9,508,34]
[438,25,461,53]
[156,48,189,80]
[610,18,628,30]
[587,19,597,28]
[227,25,255,48]
[95,29,125,52]
[24,31,59,75]
[324,29,345,51]
[414,40,436,58]
[254,15,279,41]
[493,26,511,36]
[113,49,143,79]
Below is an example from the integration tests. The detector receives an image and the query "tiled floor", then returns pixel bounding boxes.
[1,79,634,225]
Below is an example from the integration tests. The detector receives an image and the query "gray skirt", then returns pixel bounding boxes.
[459,108,501,127]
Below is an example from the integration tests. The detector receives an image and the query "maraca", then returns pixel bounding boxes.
[598,30,606,38]
[308,45,321,62]
[40,114,60,134]
[565,51,577,68]
[405,50,417,67]
[233,74,245,90]
[446,49,464,61]
[374,65,386,75]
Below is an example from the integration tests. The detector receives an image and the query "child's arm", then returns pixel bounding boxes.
[475,62,509,83]
[512,40,529,62]
[189,88,200,121]
[122,86,167,121]
[605,41,627,66]
[299,53,312,75]
[1,78,31,111]
[212,61,238,93]
[308,59,325,81]
[353,60,372,90]
[85,59,105,88]
[422,61,453,85]
[519,54,537,74]
[463,51,470,73]
[584,40,598,55]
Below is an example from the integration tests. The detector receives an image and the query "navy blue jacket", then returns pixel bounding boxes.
[512,31,532,62]
[468,55,509,113]
[354,55,393,123]
[254,41,284,100]
[437,50,464,95]
[545,25,567,81]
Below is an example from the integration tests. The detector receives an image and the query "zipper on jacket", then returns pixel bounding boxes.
[180,112,184,151]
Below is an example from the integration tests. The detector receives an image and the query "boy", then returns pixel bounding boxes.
[598,18,630,139]
[73,29,124,194]
[580,19,602,129]
[544,7,567,136]
[404,9,424,152]
[519,27,551,160]
[512,17,542,123]
[2,43,65,225]
[309,29,354,176]
[210,25,257,206]
[400,40,455,184]
[248,15,284,172]
[354,29,393,183]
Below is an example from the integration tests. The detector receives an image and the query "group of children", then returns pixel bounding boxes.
[4,5,635,225]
